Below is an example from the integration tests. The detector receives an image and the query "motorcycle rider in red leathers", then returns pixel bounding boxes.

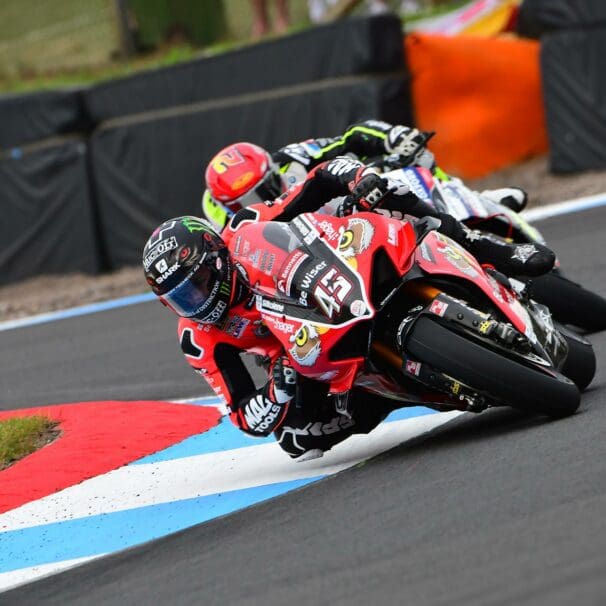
[201,119,528,231]
[143,157,554,461]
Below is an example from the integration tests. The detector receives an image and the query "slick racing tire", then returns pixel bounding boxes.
[557,325,596,392]
[406,316,581,418]
[530,271,606,333]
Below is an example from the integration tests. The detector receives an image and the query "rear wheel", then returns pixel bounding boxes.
[406,316,580,418]
[531,271,606,333]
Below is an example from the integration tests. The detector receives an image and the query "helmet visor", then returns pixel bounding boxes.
[160,263,215,318]
[225,166,283,212]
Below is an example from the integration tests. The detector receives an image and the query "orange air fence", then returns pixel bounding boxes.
[405,32,548,179]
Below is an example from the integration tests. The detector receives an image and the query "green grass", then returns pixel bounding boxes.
[0,0,466,94]
[0,416,60,470]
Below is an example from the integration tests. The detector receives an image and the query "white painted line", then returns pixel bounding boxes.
[522,192,606,222]
[0,412,460,532]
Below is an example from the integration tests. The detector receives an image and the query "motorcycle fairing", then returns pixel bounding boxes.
[414,230,530,335]
[386,167,547,247]
[228,212,417,392]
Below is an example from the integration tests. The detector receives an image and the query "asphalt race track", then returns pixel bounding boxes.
[2,206,606,605]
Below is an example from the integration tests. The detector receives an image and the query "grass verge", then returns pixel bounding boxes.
[0,416,60,470]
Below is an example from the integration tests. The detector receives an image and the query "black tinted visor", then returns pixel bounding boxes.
[160,263,214,318]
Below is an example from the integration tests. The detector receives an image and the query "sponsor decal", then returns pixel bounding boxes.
[203,301,227,324]
[233,171,255,189]
[512,243,538,263]
[290,323,322,367]
[260,251,276,274]
[318,220,340,242]
[479,320,493,334]
[266,316,295,335]
[450,382,461,395]
[300,260,327,290]
[278,250,308,295]
[326,157,360,176]
[405,359,421,376]
[429,299,449,317]
[402,169,431,202]
[387,223,398,246]
[155,261,180,284]
[282,415,356,438]
[313,267,353,319]
[211,148,245,174]
[225,315,251,339]
[349,299,366,317]
[182,217,211,234]
[143,236,178,270]
[248,249,261,268]
[435,234,479,278]
[419,241,435,263]
[244,395,284,433]
[338,217,374,259]
[317,370,338,381]
[259,298,285,314]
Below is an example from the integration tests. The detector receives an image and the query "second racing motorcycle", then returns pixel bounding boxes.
[230,209,595,420]
[371,144,606,333]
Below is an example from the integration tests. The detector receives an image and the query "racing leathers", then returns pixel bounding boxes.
[202,119,527,231]
[182,157,554,460]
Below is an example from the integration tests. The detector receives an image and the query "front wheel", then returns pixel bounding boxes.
[557,325,596,391]
[530,271,606,333]
[406,316,580,418]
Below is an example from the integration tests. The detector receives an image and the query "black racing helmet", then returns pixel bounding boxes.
[142,216,233,324]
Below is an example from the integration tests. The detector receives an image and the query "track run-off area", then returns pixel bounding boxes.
[1,194,606,605]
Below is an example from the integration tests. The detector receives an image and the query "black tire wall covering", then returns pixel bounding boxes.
[517,0,606,39]
[541,28,606,173]
[0,15,411,282]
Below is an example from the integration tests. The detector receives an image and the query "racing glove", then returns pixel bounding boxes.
[384,126,428,165]
[338,173,392,216]
[233,355,296,438]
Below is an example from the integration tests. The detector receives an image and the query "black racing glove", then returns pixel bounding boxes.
[338,173,391,216]
[270,355,298,404]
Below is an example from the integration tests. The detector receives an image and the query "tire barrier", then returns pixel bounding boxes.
[0,139,100,286]
[541,28,606,174]
[516,0,606,39]
[0,15,411,282]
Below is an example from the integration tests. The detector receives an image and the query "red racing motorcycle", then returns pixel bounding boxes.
[230,211,595,418]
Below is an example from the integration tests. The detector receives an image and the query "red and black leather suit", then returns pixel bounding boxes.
[179,157,415,459]
[178,156,553,458]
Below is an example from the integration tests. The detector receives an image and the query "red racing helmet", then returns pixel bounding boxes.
[204,142,284,224]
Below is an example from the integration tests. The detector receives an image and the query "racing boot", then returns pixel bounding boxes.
[438,213,555,277]
[480,187,528,213]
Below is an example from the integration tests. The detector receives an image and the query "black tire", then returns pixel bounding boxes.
[406,316,580,418]
[531,272,606,333]
[558,326,596,391]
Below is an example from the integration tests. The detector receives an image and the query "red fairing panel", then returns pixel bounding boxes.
[229,212,417,393]
[415,231,528,333]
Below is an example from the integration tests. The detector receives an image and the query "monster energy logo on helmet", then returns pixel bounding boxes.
[182,217,214,234]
